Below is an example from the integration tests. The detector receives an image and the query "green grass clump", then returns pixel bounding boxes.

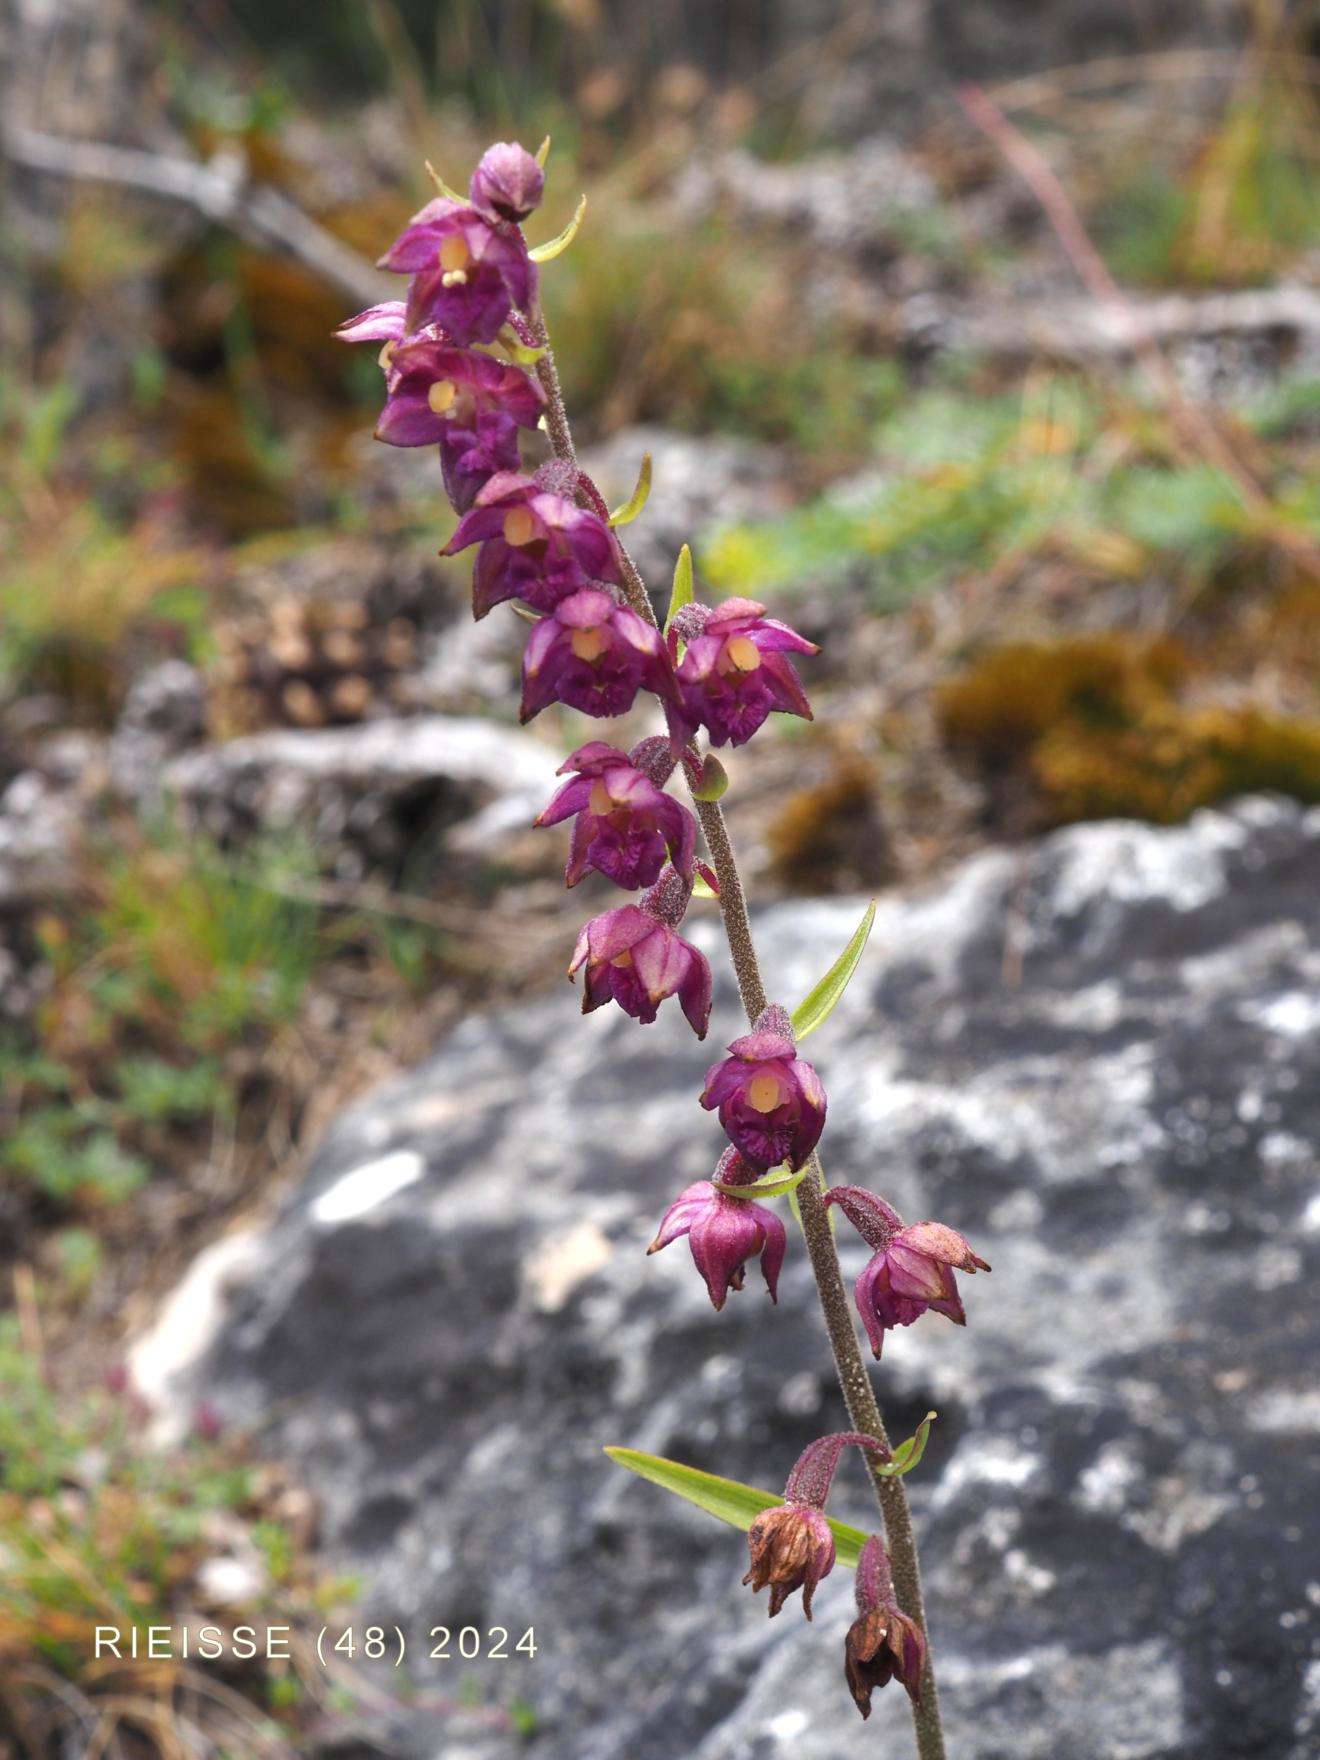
[700,370,1309,607]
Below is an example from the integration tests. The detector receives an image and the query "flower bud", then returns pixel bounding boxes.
[470,141,545,225]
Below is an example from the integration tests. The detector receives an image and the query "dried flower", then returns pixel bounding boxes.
[470,140,545,224]
[444,472,619,618]
[742,1503,836,1619]
[520,586,678,723]
[700,1023,826,1171]
[647,1154,787,1309]
[374,342,545,511]
[826,1186,989,1358]
[536,741,696,890]
[675,597,819,747]
[568,902,711,1035]
[379,200,536,343]
[843,1535,926,1717]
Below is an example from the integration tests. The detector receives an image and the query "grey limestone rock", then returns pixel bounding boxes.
[161,715,561,877]
[153,797,1320,1759]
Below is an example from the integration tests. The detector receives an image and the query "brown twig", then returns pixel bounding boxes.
[2,123,386,307]
[955,81,1320,577]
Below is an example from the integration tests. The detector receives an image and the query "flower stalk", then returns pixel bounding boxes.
[528,305,948,1760]
[339,140,991,1759]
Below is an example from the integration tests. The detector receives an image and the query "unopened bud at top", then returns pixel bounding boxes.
[471,142,545,224]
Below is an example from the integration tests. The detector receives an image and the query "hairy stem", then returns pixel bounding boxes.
[528,302,946,1760]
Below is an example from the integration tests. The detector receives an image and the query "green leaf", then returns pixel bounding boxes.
[530,194,587,263]
[690,755,728,802]
[790,900,876,1041]
[710,1164,807,1199]
[604,1449,870,1567]
[609,452,652,527]
[664,543,694,634]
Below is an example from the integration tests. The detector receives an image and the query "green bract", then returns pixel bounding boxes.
[791,900,877,1040]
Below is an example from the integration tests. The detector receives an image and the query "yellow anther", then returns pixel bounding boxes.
[427,379,457,414]
[725,635,762,673]
[570,627,608,662]
[610,949,634,968]
[441,270,468,287]
[588,780,613,817]
[377,341,397,370]
[746,1073,784,1114]
[503,507,538,547]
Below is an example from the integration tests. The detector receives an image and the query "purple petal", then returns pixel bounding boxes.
[337,301,409,343]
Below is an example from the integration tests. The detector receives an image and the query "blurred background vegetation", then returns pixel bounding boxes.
[2,0,1320,1751]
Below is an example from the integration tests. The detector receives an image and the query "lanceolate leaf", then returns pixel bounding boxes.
[530,194,587,263]
[665,543,694,634]
[790,900,877,1041]
[535,135,552,168]
[609,452,653,527]
[604,1449,870,1567]
[710,1164,807,1200]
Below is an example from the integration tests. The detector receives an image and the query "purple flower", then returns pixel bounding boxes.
[374,342,545,511]
[520,587,678,723]
[470,141,545,224]
[568,903,711,1035]
[536,741,696,890]
[742,1503,836,1620]
[844,1535,926,1717]
[647,1154,787,1310]
[700,1028,826,1171]
[825,1186,990,1358]
[444,473,619,617]
[675,597,819,747]
[379,200,536,344]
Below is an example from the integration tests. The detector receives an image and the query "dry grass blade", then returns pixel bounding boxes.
[955,80,1320,579]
